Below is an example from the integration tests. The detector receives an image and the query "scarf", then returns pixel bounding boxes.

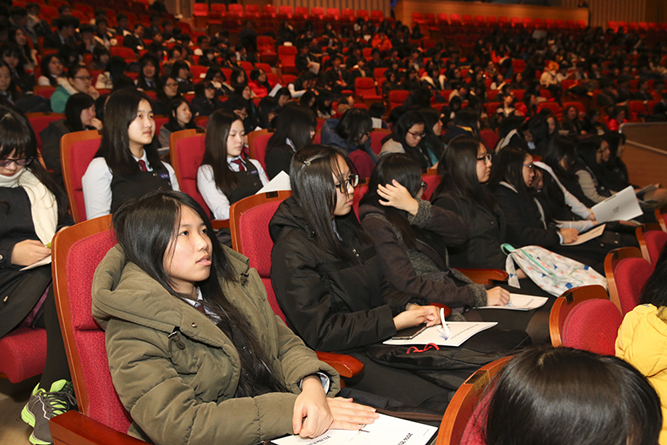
[0,168,58,244]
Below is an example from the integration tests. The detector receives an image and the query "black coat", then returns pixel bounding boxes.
[431,192,507,270]
[358,201,485,309]
[491,182,560,248]
[269,197,425,353]
[0,186,73,338]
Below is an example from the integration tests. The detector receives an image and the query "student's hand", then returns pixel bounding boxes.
[11,239,50,266]
[378,180,419,215]
[394,304,439,331]
[560,228,579,244]
[87,86,100,100]
[586,212,596,221]
[486,287,511,306]
[293,376,333,438]
[327,397,379,430]
[90,117,103,130]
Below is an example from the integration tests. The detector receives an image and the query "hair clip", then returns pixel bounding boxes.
[301,158,311,166]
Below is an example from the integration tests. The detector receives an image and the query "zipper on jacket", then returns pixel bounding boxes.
[168,328,186,350]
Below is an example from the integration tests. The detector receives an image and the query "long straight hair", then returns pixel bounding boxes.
[201,109,241,196]
[95,89,165,176]
[290,145,370,260]
[434,136,496,215]
[112,190,287,397]
[0,105,69,220]
[360,153,425,249]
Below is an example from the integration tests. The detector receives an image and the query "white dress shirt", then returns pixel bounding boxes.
[196,157,269,220]
[82,151,180,220]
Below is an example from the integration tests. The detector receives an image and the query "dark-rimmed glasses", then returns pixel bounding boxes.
[335,174,359,193]
[0,157,32,168]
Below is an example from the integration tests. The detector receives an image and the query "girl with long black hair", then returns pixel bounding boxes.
[197,110,269,220]
[92,190,377,444]
[82,89,179,219]
[270,145,454,413]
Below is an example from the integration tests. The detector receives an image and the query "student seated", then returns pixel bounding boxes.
[270,145,460,413]
[478,346,661,445]
[82,89,179,219]
[92,190,378,445]
[197,110,269,220]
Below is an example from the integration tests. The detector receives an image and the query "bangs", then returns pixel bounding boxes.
[0,112,35,159]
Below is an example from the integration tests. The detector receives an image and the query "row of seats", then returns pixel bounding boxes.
[413,13,588,29]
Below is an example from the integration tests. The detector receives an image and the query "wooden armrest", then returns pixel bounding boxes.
[455,268,509,285]
[315,352,364,378]
[429,303,452,318]
[212,219,230,230]
[51,411,145,445]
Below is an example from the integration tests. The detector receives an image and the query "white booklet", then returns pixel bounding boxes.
[568,223,606,246]
[592,186,643,223]
[270,413,438,445]
[256,171,291,194]
[383,322,497,347]
[477,293,548,311]
[20,255,51,271]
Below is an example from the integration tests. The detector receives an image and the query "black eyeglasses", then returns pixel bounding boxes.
[335,174,359,193]
[0,157,32,168]
[477,154,492,163]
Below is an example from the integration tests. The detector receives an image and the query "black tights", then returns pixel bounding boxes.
[33,288,71,390]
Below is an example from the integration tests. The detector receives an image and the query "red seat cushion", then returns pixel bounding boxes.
[562,299,623,355]
[0,327,47,383]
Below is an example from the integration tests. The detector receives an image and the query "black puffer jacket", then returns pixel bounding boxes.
[269,196,427,353]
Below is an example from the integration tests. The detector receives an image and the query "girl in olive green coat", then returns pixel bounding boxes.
[92,191,378,445]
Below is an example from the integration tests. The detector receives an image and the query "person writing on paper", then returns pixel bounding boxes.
[82,89,180,219]
[476,347,661,445]
[197,110,269,220]
[92,190,378,445]
[617,246,667,443]
[270,145,455,413]
[0,105,77,445]
[359,153,553,341]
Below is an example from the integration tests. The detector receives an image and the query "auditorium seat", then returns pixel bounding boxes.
[605,247,652,315]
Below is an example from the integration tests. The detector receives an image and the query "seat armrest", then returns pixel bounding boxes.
[212,219,230,230]
[315,352,364,378]
[51,411,145,445]
[455,268,508,285]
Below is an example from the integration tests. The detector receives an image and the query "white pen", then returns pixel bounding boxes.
[440,307,451,340]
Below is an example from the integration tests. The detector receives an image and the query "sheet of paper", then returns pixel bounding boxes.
[256,171,291,194]
[592,186,643,223]
[268,83,283,97]
[270,413,438,445]
[477,294,548,311]
[20,255,51,271]
[568,223,606,246]
[383,322,497,347]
